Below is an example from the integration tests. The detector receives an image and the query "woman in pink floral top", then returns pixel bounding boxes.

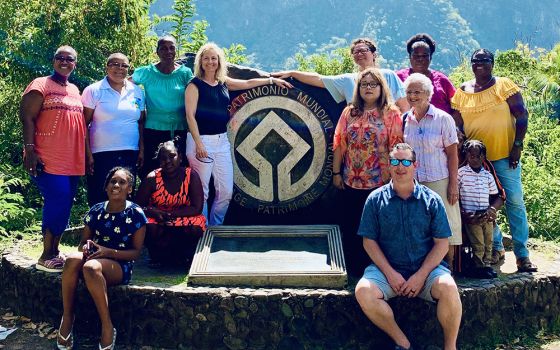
[332,67,403,275]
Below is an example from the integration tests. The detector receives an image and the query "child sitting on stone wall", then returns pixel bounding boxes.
[458,140,502,277]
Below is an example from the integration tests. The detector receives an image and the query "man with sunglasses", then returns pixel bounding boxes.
[272,38,409,112]
[355,143,462,350]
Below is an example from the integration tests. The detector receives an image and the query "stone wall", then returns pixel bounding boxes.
[1,251,559,350]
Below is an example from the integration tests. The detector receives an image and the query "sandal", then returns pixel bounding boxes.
[36,257,64,273]
[56,317,74,350]
[517,257,538,273]
[99,327,117,350]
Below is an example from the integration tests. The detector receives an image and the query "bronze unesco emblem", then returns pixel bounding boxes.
[228,86,334,215]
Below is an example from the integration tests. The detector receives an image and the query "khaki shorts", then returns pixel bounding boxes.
[422,178,463,245]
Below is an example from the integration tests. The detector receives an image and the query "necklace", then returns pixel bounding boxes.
[474,76,494,90]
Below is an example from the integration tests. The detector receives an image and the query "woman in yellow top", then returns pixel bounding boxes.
[451,48,537,273]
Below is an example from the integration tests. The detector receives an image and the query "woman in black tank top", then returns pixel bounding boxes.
[184,43,292,225]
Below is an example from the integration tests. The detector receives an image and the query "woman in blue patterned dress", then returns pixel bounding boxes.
[56,167,147,350]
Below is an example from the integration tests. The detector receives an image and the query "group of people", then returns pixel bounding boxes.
[20,32,536,350]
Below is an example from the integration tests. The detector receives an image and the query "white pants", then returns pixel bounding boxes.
[186,133,233,226]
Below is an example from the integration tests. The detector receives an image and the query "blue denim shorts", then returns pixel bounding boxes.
[362,264,451,303]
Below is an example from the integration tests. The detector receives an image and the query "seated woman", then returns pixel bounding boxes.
[57,167,147,350]
[136,140,206,267]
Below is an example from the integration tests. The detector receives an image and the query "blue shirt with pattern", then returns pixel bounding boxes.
[83,201,147,257]
[358,181,451,277]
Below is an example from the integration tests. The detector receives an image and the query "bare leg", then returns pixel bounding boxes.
[431,274,462,350]
[58,252,84,345]
[445,245,455,272]
[39,229,56,261]
[82,258,123,347]
[355,278,410,348]
[53,234,62,256]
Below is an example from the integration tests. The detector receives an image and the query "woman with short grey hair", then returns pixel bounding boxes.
[403,72,461,270]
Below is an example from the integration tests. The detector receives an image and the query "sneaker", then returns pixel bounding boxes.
[517,257,538,273]
[36,257,64,273]
[490,249,505,265]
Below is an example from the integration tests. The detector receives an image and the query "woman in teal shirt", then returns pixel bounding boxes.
[132,35,193,179]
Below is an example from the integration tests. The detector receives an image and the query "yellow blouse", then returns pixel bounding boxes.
[451,77,520,161]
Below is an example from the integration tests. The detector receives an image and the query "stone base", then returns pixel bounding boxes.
[1,249,559,349]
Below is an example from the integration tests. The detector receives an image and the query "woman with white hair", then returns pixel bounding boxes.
[403,73,461,270]
[185,42,292,225]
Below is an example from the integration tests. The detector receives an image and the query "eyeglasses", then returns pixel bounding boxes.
[389,158,413,167]
[352,47,371,55]
[196,155,214,164]
[107,62,130,69]
[406,90,425,96]
[471,58,493,64]
[54,56,76,63]
[359,82,380,89]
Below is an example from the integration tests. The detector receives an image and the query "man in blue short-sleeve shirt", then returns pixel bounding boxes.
[355,143,462,350]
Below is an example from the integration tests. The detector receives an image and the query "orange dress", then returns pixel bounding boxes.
[148,168,206,230]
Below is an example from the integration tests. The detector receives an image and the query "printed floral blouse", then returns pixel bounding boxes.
[83,201,147,253]
[333,106,403,189]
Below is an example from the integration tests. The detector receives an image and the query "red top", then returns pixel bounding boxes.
[148,167,206,230]
[23,76,86,175]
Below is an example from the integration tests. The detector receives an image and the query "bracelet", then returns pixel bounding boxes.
[269,77,273,85]
[24,143,35,148]
[332,172,341,176]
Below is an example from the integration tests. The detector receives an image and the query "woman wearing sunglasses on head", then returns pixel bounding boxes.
[451,49,537,273]
[185,42,292,226]
[20,45,86,273]
[82,53,146,206]
[402,73,461,271]
[332,67,403,275]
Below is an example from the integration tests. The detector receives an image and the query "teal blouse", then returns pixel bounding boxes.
[132,63,193,131]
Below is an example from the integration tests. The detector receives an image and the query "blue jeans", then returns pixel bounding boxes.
[491,158,530,259]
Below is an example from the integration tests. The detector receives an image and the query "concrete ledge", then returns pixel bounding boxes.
[1,249,559,349]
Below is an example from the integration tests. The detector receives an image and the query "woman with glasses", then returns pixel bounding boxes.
[451,49,537,273]
[82,53,145,206]
[185,42,292,226]
[273,38,408,112]
[402,73,461,271]
[20,45,86,273]
[332,67,403,275]
[131,35,193,179]
[396,33,456,114]
[136,140,206,267]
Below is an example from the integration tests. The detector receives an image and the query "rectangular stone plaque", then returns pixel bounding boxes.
[188,225,347,288]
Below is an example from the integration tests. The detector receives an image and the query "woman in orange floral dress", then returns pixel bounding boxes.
[136,140,206,267]
[332,67,403,275]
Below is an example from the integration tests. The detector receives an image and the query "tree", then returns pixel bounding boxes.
[0,0,156,90]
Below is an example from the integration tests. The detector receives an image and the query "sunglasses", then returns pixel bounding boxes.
[390,158,413,167]
[54,56,76,63]
[471,58,493,64]
[196,155,214,164]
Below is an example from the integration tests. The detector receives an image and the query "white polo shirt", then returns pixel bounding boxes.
[82,77,145,153]
[458,165,498,212]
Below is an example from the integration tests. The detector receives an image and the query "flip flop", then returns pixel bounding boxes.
[36,257,64,273]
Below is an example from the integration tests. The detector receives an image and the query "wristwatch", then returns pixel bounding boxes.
[513,140,524,148]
